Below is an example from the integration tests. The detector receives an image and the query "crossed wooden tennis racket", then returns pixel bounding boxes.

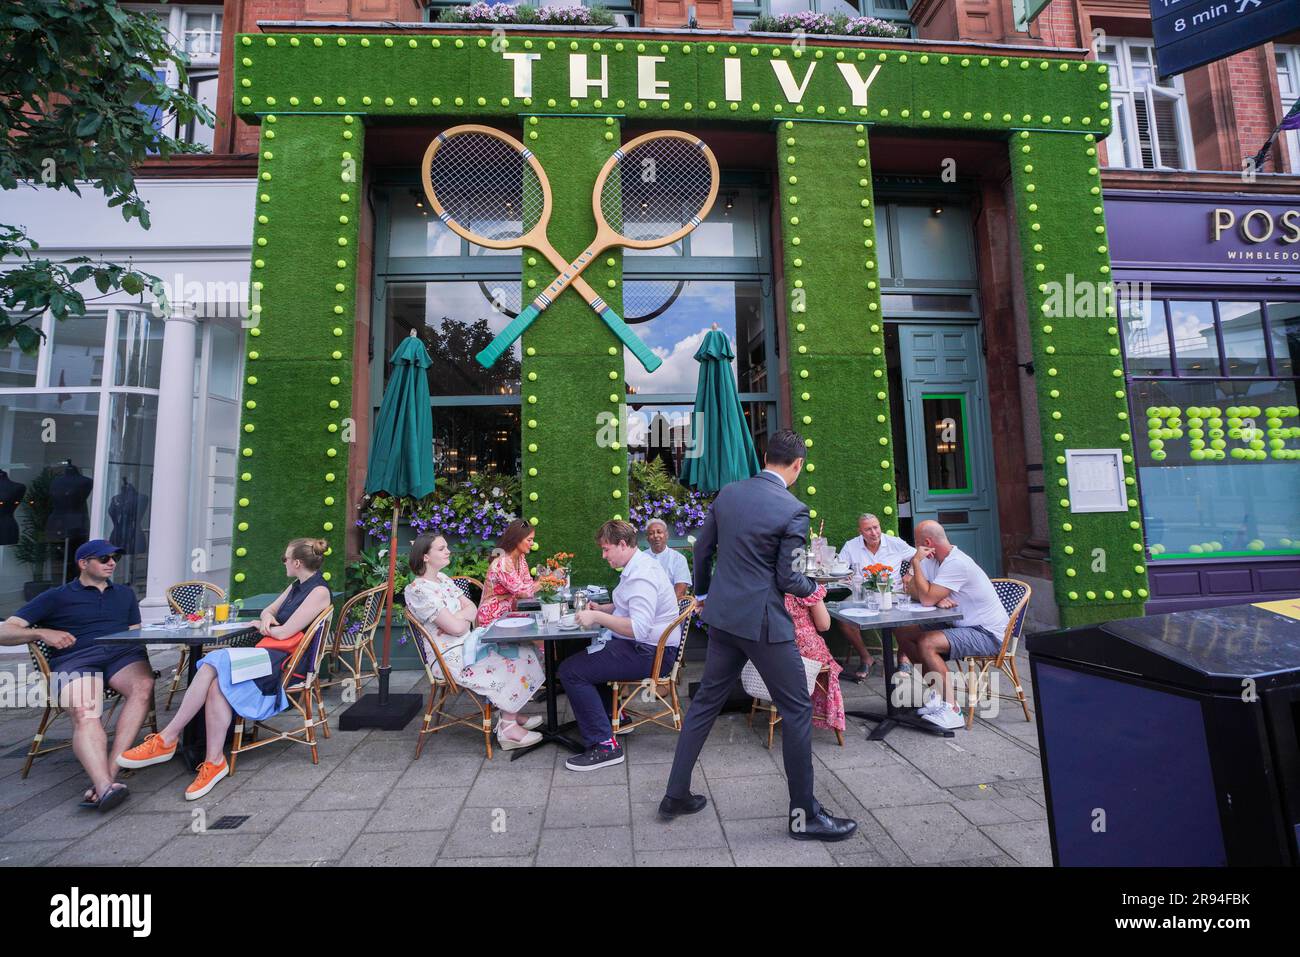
[420,125,720,372]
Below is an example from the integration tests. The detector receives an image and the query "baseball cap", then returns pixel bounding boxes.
[75,540,125,563]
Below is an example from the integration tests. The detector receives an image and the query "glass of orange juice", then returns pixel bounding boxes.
[214,602,230,623]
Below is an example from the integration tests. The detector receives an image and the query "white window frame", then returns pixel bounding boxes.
[735,0,915,33]
[1276,44,1300,175]
[1098,37,1195,171]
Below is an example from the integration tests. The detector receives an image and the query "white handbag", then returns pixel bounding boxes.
[741,656,823,701]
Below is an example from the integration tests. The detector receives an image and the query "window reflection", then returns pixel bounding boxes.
[1218,301,1269,376]
[434,406,521,480]
[387,282,522,396]
[1270,301,1300,377]
[49,313,108,388]
[626,401,769,481]
[1122,298,1171,375]
[1168,301,1220,375]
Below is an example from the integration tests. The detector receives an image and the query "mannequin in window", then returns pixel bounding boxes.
[47,463,93,582]
[109,479,149,555]
[0,470,25,547]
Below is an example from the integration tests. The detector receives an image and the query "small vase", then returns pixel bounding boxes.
[877,587,893,611]
[541,601,561,623]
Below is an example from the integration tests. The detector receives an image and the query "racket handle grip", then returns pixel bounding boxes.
[476,304,540,369]
[601,307,662,373]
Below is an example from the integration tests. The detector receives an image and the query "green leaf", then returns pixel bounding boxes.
[75,112,103,137]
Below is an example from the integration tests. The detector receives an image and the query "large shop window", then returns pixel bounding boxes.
[1122,297,1300,560]
[1097,39,1193,171]
[0,310,167,611]
[377,178,778,488]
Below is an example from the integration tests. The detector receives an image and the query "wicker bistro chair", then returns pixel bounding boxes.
[609,598,697,736]
[959,579,1033,730]
[407,615,494,760]
[163,580,228,709]
[449,576,484,606]
[21,640,160,778]
[318,584,386,699]
[228,605,335,774]
[747,663,845,749]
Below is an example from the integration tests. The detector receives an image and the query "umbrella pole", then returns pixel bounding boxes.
[378,499,400,706]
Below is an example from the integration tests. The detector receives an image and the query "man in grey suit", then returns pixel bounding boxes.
[659,429,858,841]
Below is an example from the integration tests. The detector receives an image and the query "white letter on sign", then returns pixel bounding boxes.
[503,52,541,98]
[770,60,818,104]
[569,54,608,100]
[638,56,669,100]
[836,62,883,107]
[724,58,742,102]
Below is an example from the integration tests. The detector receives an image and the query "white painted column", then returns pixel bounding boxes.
[140,312,199,623]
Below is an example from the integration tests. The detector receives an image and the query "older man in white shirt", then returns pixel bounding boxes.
[561,520,681,772]
[836,513,913,680]
[645,518,691,600]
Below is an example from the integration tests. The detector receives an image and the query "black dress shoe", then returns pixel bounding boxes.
[789,805,858,842]
[659,793,708,819]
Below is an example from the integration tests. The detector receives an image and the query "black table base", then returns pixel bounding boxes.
[510,638,584,761]
[837,612,957,741]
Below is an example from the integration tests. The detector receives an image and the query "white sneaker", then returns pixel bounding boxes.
[922,705,965,730]
[916,690,945,716]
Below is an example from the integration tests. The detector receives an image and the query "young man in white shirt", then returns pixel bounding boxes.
[838,513,912,680]
[563,520,681,771]
[897,520,1010,730]
[645,518,691,600]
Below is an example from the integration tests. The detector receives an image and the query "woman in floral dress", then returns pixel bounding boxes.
[405,533,546,750]
[784,584,846,734]
[476,519,537,627]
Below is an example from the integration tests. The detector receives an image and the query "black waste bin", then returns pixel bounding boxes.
[1027,599,1300,866]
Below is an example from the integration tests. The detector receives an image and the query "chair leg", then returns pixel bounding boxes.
[166,648,188,710]
[303,693,319,765]
[1007,658,1032,721]
[415,687,436,760]
[230,719,244,775]
[482,700,493,760]
[22,707,55,779]
[610,683,622,734]
[767,706,777,750]
[746,697,758,729]
[315,685,330,739]
[670,682,682,730]
[965,660,977,729]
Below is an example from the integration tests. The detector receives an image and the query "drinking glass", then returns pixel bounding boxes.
[215,602,230,623]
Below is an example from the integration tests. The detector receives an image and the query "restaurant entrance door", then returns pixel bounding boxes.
[890,322,1001,574]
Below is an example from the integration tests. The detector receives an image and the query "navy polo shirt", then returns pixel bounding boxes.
[14,579,141,659]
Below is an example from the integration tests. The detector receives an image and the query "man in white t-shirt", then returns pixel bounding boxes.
[897,520,1010,730]
[838,513,913,680]
[645,518,691,600]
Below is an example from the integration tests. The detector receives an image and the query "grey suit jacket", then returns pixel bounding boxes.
[692,470,818,643]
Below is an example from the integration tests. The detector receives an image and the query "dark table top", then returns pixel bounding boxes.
[828,602,963,632]
[481,615,602,644]
[97,622,259,647]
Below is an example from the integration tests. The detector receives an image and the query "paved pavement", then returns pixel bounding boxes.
[0,646,1049,866]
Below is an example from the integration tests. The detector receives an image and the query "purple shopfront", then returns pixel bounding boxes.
[1106,191,1300,614]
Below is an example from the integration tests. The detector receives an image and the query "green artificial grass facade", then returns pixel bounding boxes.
[229,113,363,599]
[1008,130,1148,627]
[519,116,628,589]
[776,121,892,549]
[228,29,1142,622]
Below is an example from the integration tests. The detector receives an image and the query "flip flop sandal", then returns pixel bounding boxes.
[78,789,99,809]
[95,783,129,813]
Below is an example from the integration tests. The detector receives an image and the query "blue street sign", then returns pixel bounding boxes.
[1149,0,1300,79]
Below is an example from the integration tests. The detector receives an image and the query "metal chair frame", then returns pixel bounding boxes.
[959,578,1033,729]
[319,584,386,700]
[609,598,697,736]
[163,580,227,709]
[407,615,494,760]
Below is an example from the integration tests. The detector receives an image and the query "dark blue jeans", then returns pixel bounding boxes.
[558,637,677,746]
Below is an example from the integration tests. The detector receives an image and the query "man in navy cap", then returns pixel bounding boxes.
[0,540,154,811]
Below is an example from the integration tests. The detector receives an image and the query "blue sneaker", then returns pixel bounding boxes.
[565,740,624,772]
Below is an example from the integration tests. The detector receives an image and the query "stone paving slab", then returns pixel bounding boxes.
[0,653,1050,867]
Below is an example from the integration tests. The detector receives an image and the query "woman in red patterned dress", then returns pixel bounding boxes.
[476,519,538,627]
[784,584,846,734]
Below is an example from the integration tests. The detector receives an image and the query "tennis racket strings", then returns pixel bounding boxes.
[601,136,714,244]
[426,131,545,242]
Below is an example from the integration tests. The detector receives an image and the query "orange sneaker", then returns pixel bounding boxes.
[118,733,177,769]
[185,760,229,801]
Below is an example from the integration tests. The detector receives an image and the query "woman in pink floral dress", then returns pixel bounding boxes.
[784,584,845,733]
[476,519,537,627]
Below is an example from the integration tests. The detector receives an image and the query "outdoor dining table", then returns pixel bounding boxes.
[828,601,964,740]
[479,614,602,761]
[98,621,260,770]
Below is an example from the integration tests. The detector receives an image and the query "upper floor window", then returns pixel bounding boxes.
[427,1,638,27]
[1098,38,1194,171]
[125,4,221,149]
[1276,45,1300,175]
[735,0,914,35]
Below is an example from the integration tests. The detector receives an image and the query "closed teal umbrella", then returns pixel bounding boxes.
[679,326,760,494]
[345,332,434,727]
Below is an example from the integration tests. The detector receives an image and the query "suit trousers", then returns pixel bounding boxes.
[666,625,815,816]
